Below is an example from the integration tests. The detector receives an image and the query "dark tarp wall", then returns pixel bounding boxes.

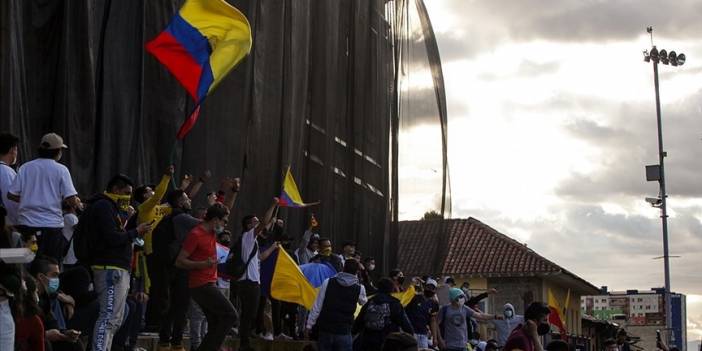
[1,0,395,266]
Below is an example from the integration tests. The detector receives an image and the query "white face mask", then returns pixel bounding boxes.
[367,264,375,271]
[505,310,514,318]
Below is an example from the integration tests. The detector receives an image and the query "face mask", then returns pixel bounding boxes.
[424,290,435,298]
[320,247,332,256]
[457,297,466,305]
[504,310,514,318]
[29,243,38,253]
[104,192,132,211]
[396,276,405,285]
[537,322,551,335]
[47,277,60,294]
[214,225,224,234]
[367,264,375,271]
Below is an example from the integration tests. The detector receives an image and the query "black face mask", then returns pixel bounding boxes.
[424,290,435,298]
[537,322,550,336]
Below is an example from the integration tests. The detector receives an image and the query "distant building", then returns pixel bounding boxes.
[581,287,687,351]
[398,218,600,349]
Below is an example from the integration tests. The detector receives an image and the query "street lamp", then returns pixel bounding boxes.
[642,26,685,344]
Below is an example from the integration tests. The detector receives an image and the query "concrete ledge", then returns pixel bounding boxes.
[136,334,317,351]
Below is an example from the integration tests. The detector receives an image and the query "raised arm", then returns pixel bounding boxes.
[140,165,173,212]
[187,170,211,198]
[255,197,279,235]
[221,177,240,210]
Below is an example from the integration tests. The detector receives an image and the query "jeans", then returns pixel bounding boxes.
[159,269,189,346]
[415,333,429,349]
[17,226,67,263]
[234,280,260,347]
[92,268,130,351]
[188,299,208,349]
[0,300,14,351]
[317,332,353,351]
[190,283,238,351]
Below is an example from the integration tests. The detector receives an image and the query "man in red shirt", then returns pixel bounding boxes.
[175,203,236,351]
[503,302,551,351]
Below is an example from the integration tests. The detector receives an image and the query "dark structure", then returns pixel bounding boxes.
[1,0,450,269]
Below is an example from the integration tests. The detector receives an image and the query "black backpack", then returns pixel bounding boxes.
[225,234,257,280]
[72,215,93,265]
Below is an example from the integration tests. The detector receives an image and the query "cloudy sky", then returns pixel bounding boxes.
[400,1,702,349]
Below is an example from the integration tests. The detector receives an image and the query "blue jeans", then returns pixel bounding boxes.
[318,332,353,351]
[415,333,429,349]
[0,300,14,351]
[92,268,130,351]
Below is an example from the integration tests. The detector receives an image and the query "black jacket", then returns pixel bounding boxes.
[83,194,138,271]
[353,292,414,350]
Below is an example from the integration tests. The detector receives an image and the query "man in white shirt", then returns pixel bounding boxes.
[7,133,80,262]
[235,198,280,351]
[0,132,20,226]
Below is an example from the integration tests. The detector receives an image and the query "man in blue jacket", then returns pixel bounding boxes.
[81,174,151,351]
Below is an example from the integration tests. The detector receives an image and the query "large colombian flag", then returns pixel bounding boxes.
[146,0,252,139]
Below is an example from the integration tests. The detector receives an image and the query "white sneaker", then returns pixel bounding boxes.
[261,332,274,341]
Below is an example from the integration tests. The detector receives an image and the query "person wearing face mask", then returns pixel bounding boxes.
[390,269,406,292]
[61,198,83,269]
[404,278,441,349]
[315,237,343,272]
[7,133,81,263]
[437,288,500,351]
[359,256,377,295]
[80,174,152,351]
[30,256,84,351]
[491,303,525,347]
[503,302,552,351]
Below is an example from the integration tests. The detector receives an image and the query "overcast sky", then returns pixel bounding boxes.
[401,1,702,348]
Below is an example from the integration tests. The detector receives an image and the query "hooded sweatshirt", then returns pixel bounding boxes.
[492,303,525,346]
[306,272,368,333]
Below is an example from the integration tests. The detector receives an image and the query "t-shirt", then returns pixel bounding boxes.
[503,324,533,351]
[405,294,439,335]
[61,213,79,265]
[181,224,217,288]
[9,158,77,228]
[438,304,474,349]
[0,162,19,225]
[238,228,260,283]
[138,174,172,255]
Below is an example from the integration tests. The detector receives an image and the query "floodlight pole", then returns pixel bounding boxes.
[649,46,673,341]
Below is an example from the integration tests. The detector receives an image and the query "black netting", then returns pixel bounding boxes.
[1,0,397,267]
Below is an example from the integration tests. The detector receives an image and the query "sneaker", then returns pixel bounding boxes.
[261,332,274,341]
[275,333,293,340]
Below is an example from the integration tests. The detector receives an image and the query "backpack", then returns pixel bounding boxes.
[225,234,257,280]
[363,300,391,331]
[72,215,93,265]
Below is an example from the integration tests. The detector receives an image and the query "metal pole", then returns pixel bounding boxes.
[651,54,673,340]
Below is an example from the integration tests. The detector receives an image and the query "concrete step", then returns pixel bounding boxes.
[136,333,317,351]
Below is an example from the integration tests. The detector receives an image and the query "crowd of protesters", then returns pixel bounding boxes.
[0,131,641,351]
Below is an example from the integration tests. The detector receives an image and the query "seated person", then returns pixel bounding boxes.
[30,256,84,351]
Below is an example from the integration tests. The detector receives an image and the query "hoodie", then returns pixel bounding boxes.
[306,272,367,331]
[492,303,525,346]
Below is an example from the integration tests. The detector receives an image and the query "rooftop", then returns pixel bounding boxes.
[398,218,599,295]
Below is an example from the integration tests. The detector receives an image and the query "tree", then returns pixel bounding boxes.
[421,210,442,220]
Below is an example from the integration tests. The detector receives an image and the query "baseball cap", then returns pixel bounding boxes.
[425,278,438,288]
[40,133,68,150]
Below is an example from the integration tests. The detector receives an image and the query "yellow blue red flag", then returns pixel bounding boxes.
[145,0,252,139]
[278,167,318,208]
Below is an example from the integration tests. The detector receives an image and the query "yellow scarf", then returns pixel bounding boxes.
[104,192,132,212]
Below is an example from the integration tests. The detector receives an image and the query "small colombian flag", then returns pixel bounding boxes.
[145,0,252,139]
[278,167,318,208]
